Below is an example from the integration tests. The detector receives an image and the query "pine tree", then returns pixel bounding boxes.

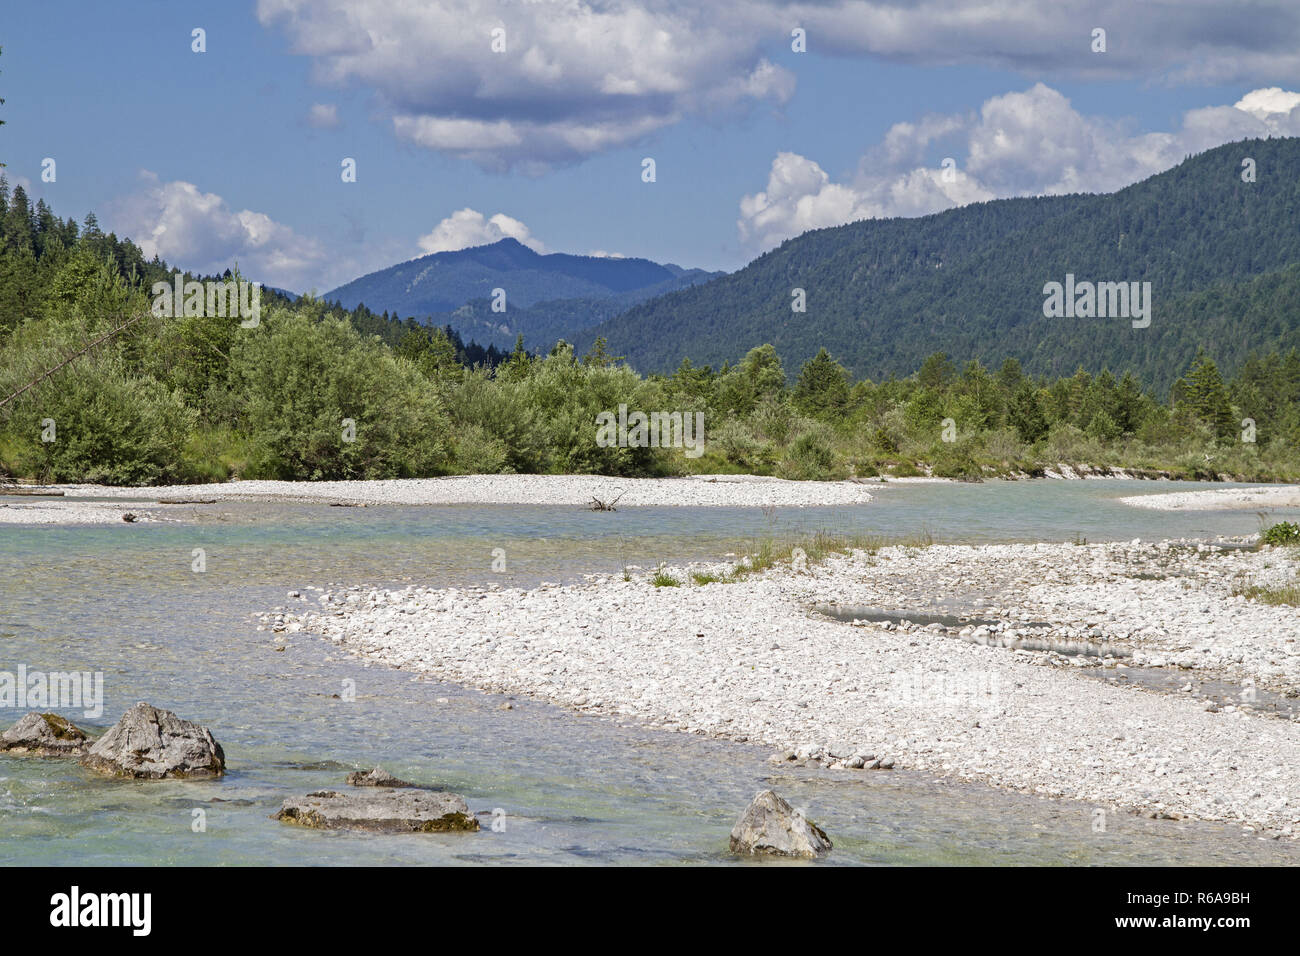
[917,351,956,389]
[793,347,849,417]
[1008,382,1049,444]
[1174,350,1236,441]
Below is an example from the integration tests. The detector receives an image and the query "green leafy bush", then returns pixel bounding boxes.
[1260,522,1300,546]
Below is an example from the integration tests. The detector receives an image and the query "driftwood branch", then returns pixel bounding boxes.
[589,490,626,511]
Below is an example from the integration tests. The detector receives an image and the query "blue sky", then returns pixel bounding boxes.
[3,1,1298,293]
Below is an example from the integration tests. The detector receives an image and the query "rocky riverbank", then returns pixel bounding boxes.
[1119,485,1300,511]
[59,474,877,509]
[268,536,1300,837]
[0,499,154,524]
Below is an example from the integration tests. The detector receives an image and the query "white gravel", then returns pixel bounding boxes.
[270,538,1300,835]
[59,474,876,508]
[1121,485,1300,511]
[0,500,155,524]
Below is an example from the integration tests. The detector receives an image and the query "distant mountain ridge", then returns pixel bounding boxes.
[323,238,722,350]
[575,137,1300,391]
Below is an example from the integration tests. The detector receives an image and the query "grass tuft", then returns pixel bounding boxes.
[651,565,681,588]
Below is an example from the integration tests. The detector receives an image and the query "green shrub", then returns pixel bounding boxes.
[229,308,452,480]
[779,423,837,480]
[1260,522,1300,546]
[1,357,195,485]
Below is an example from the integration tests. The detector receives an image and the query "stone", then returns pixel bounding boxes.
[0,712,89,756]
[80,702,225,779]
[273,788,479,832]
[729,789,832,858]
[346,766,417,788]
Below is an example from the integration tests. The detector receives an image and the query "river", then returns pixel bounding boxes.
[2,479,1297,864]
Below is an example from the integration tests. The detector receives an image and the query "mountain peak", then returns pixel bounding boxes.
[325,233,717,317]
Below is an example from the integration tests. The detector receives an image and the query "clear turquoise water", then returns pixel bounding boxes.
[1,480,1297,865]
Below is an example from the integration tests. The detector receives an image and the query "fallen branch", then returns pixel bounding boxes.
[589,490,626,511]
[0,311,148,413]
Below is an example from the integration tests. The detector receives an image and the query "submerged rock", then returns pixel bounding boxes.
[729,789,832,858]
[273,789,479,832]
[0,712,90,756]
[346,767,417,788]
[80,702,225,779]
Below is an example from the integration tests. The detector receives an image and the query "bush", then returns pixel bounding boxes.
[713,419,775,471]
[1260,522,1300,546]
[779,423,838,480]
[1,357,195,485]
[450,422,511,474]
[929,441,983,480]
[229,309,452,479]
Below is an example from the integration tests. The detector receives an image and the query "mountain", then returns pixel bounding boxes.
[323,238,722,351]
[577,137,1300,391]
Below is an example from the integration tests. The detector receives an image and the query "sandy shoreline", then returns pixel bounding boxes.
[271,538,1300,835]
[5,472,1296,525]
[0,499,154,525]
[1120,485,1300,511]
[48,474,877,510]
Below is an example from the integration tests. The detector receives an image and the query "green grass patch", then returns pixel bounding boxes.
[651,566,681,588]
[1235,579,1300,606]
[726,527,933,579]
[689,570,730,585]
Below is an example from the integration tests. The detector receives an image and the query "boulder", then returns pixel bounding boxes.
[729,789,832,858]
[346,767,417,788]
[273,789,478,833]
[0,712,89,756]
[80,702,225,779]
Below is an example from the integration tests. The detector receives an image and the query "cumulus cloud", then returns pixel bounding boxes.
[416,208,547,255]
[306,103,341,128]
[739,84,1300,251]
[257,0,794,170]
[257,0,1300,169]
[787,0,1300,86]
[106,172,329,291]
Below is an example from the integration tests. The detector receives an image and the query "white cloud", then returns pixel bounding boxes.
[789,1,1300,86]
[258,0,1300,169]
[416,208,547,255]
[256,0,792,170]
[106,172,329,291]
[739,85,1300,251]
[306,103,341,128]
[1233,87,1300,126]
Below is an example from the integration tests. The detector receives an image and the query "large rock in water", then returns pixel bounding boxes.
[729,789,832,858]
[80,702,225,779]
[346,767,417,788]
[274,789,479,832]
[0,712,89,756]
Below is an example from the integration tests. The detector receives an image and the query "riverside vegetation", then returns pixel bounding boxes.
[1,180,1298,486]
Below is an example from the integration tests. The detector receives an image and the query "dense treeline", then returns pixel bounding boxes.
[582,138,1300,391]
[1,187,1296,485]
[263,286,510,368]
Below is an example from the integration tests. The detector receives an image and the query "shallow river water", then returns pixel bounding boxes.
[2,479,1298,865]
